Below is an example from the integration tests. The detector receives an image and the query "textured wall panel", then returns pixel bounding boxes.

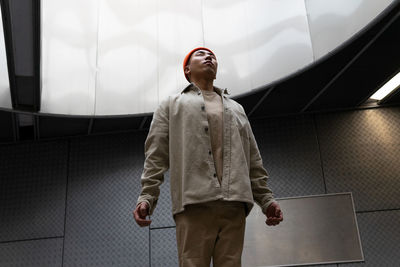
[316,108,400,211]
[63,132,149,266]
[0,238,63,267]
[0,141,67,242]
[151,228,178,267]
[250,115,325,198]
[339,210,400,266]
[150,171,175,228]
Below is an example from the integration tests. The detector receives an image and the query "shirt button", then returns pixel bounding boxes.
[205,127,208,132]
[198,92,201,95]
[213,173,217,177]
[201,106,205,111]
[208,150,211,155]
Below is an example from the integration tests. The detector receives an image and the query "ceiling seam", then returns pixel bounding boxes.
[303,0,316,62]
[247,86,274,118]
[93,0,101,117]
[200,0,205,46]
[139,116,148,130]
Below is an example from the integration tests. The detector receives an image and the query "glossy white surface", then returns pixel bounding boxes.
[40,0,393,115]
[246,0,313,91]
[0,9,12,109]
[95,0,158,115]
[306,0,394,60]
[41,0,98,115]
[157,0,204,103]
[203,0,253,96]
[196,0,313,96]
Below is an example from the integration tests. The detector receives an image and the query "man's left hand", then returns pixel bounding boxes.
[265,202,283,226]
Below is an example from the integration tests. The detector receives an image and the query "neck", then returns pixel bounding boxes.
[191,77,214,92]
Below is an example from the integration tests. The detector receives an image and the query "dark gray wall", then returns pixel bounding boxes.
[1,106,399,267]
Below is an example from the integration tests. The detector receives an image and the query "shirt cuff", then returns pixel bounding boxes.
[261,199,277,214]
[136,200,151,210]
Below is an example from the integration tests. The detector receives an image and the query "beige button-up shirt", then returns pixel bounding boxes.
[137,83,276,216]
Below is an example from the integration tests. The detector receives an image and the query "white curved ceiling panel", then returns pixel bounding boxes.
[157,0,204,103]
[40,0,394,115]
[0,9,12,109]
[96,0,204,115]
[95,0,158,115]
[41,0,98,115]
[203,0,254,96]
[203,0,313,96]
[306,0,394,60]
[246,0,313,90]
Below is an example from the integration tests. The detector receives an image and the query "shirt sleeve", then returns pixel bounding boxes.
[245,111,277,214]
[137,98,169,215]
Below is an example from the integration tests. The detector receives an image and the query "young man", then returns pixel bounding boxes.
[133,47,283,267]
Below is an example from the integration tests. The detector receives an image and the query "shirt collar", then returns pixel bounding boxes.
[181,82,230,96]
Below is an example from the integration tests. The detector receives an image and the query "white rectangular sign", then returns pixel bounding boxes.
[243,193,364,266]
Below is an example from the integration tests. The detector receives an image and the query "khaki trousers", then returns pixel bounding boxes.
[174,201,246,267]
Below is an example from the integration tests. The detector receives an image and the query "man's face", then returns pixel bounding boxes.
[185,49,218,81]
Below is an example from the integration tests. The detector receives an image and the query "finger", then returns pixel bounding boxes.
[134,209,152,227]
[138,218,152,227]
[268,217,282,224]
[134,206,144,219]
[266,208,275,218]
[133,209,141,221]
[269,211,283,221]
[139,204,148,217]
[275,207,281,217]
[266,205,273,217]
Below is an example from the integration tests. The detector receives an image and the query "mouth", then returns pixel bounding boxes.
[204,61,214,66]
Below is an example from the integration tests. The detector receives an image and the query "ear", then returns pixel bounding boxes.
[184,65,191,76]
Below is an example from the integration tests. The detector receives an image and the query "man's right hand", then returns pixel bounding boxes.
[133,202,152,227]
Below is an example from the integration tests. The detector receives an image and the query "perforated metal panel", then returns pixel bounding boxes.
[150,171,175,228]
[0,140,67,242]
[0,238,63,267]
[339,210,400,267]
[151,228,179,267]
[316,108,400,211]
[1,106,399,267]
[251,115,325,198]
[62,132,149,267]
